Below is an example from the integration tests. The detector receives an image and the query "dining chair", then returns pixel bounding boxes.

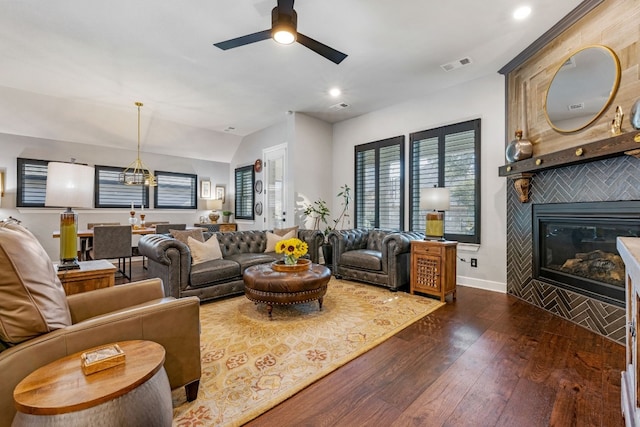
[82,222,121,261]
[90,225,132,281]
[145,221,169,228]
[155,224,186,234]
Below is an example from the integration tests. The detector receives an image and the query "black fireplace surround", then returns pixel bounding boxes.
[533,201,640,307]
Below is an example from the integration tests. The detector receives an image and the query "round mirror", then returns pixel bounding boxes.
[544,45,620,133]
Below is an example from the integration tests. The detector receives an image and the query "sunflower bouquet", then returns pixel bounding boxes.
[275,237,308,265]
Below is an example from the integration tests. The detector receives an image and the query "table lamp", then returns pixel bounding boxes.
[45,161,95,270]
[207,199,223,223]
[420,186,450,241]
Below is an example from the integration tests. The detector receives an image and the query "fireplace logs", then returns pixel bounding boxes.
[559,249,625,287]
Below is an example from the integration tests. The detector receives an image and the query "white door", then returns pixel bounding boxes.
[263,144,287,230]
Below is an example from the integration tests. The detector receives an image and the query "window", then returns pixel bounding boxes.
[234,165,254,220]
[409,119,481,244]
[154,171,197,209]
[95,165,149,208]
[354,136,404,230]
[17,158,48,207]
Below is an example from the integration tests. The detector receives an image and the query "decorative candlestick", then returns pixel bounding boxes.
[129,210,137,226]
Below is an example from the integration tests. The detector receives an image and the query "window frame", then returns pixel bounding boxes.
[94,165,149,209]
[234,165,255,220]
[408,118,481,244]
[16,158,49,207]
[354,135,405,230]
[153,170,197,210]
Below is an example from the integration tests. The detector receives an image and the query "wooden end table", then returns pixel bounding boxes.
[55,260,117,295]
[12,340,172,426]
[410,240,458,302]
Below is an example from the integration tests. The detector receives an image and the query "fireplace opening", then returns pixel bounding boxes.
[533,201,640,307]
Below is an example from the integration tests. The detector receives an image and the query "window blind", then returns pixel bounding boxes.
[95,166,148,208]
[409,119,481,244]
[17,158,48,207]
[154,171,196,209]
[234,165,254,220]
[354,136,404,230]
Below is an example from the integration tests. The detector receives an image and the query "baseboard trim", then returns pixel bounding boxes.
[457,276,506,293]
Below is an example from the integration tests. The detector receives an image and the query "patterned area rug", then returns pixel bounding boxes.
[172,278,444,426]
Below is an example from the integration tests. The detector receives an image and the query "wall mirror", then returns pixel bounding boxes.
[544,45,620,133]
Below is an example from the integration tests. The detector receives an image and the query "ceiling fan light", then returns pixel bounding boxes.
[273,29,295,44]
[271,6,297,45]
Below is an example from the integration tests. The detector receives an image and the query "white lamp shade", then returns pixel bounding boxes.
[45,162,94,208]
[207,199,223,210]
[420,187,450,211]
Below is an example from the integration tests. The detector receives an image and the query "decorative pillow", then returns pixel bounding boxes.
[273,225,299,237]
[0,222,71,344]
[188,236,223,265]
[170,228,204,246]
[264,229,296,253]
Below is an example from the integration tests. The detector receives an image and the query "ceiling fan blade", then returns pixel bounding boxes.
[296,33,348,64]
[277,0,295,15]
[214,29,272,50]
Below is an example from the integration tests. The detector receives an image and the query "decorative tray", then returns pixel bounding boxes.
[81,344,125,375]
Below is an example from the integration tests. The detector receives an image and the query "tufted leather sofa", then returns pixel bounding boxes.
[138,230,324,302]
[328,228,425,291]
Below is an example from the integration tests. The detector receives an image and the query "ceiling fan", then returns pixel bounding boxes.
[213,0,348,65]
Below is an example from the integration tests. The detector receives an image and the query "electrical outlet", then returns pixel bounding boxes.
[471,258,477,268]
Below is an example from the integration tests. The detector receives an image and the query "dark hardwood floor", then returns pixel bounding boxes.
[123,261,626,427]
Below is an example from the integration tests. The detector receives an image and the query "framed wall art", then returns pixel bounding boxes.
[215,185,225,203]
[200,180,211,199]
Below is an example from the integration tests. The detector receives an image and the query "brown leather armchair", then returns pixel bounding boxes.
[0,279,201,427]
[328,228,424,291]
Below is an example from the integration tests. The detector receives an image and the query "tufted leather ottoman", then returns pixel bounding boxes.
[243,263,331,319]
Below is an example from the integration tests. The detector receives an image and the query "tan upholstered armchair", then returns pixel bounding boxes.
[0,222,201,427]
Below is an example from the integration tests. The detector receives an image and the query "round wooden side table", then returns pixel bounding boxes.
[12,340,172,427]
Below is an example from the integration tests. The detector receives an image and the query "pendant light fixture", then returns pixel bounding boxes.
[119,102,157,186]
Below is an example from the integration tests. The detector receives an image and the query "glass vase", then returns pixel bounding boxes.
[284,255,297,265]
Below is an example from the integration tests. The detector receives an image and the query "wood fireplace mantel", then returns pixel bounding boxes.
[499,131,640,202]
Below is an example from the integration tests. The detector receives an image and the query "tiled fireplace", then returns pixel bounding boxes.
[506,155,640,344]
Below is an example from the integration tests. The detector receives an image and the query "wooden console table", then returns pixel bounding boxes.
[410,240,457,302]
[194,223,237,232]
[55,260,116,295]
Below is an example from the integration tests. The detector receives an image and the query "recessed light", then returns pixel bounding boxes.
[513,6,531,20]
[329,87,341,97]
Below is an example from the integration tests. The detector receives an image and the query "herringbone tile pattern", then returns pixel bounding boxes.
[507,156,640,344]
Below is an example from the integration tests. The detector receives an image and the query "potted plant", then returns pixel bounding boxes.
[222,211,232,223]
[303,184,352,265]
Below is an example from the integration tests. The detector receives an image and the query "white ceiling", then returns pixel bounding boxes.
[0,0,583,162]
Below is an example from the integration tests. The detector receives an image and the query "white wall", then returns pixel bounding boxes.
[231,119,288,230]
[332,74,508,292]
[233,112,334,231]
[291,113,333,228]
[0,133,229,260]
